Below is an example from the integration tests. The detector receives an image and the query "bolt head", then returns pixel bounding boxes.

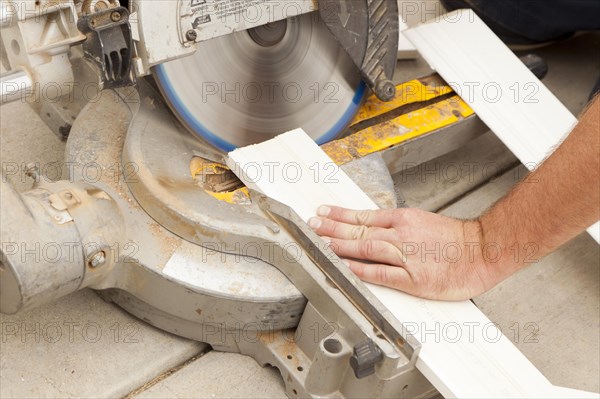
[89,251,106,268]
[375,79,396,102]
[111,11,121,22]
[186,29,198,42]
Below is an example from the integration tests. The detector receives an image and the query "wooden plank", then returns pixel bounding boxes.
[228,129,568,398]
[228,129,378,222]
[403,9,599,243]
[397,14,418,60]
[404,10,577,165]
[553,387,600,399]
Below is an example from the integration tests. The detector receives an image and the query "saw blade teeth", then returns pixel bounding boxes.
[154,12,365,152]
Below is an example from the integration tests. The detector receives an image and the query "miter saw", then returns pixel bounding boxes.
[1,1,544,398]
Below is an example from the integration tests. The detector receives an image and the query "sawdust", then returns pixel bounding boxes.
[147,222,181,258]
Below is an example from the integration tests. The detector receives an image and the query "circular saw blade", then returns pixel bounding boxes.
[153,12,366,152]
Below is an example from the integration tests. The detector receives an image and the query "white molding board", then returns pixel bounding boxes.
[227,129,597,398]
[397,16,418,59]
[403,9,599,244]
[552,386,600,399]
[228,129,378,221]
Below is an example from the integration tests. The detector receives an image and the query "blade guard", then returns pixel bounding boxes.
[318,0,400,102]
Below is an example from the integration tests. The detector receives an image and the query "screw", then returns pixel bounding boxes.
[110,11,121,22]
[376,79,396,102]
[186,29,198,42]
[88,251,106,268]
[24,162,40,181]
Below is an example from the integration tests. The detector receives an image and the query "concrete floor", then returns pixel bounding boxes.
[1,10,599,399]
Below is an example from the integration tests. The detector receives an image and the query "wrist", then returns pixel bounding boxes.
[477,213,532,284]
[462,219,504,290]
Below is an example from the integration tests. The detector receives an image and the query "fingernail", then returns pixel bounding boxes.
[317,206,331,217]
[321,236,332,244]
[342,259,350,267]
[308,217,322,229]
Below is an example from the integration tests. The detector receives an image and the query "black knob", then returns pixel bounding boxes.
[349,339,383,379]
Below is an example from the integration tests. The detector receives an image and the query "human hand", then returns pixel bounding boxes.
[308,206,502,300]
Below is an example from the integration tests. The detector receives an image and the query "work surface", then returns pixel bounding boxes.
[1,32,599,399]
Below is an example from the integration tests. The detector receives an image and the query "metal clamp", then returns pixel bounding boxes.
[77,6,135,89]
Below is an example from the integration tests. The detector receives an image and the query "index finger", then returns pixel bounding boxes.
[317,206,397,228]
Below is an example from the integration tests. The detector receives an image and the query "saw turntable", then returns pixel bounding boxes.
[0,1,549,397]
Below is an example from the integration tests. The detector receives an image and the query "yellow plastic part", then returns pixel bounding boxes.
[205,187,250,203]
[323,96,474,165]
[350,78,454,126]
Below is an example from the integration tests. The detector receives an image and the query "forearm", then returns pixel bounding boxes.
[479,96,600,278]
